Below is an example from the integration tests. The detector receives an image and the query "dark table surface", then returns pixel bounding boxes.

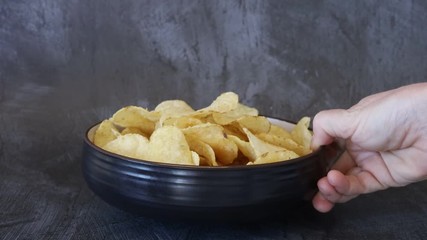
[2,1,427,239]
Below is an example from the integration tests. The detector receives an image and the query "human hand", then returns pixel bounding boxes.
[311,83,427,212]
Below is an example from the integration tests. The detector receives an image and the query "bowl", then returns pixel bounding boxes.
[82,117,343,222]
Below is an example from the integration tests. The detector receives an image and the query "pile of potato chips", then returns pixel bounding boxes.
[92,92,313,166]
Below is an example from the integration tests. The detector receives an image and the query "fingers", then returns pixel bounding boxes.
[345,168,386,193]
[319,171,359,202]
[312,152,357,213]
[313,168,386,212]
[312,192,335,213]
[311,109,358,150]
[312,173,359,213]
[317,177,342,202]
[326,170,363,199]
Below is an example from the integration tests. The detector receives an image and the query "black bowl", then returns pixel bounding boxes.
[82,118,343,222]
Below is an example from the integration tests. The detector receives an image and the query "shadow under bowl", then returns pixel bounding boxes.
[81,118,343,222]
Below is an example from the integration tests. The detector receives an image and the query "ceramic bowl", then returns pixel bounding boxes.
[82,118,343,222]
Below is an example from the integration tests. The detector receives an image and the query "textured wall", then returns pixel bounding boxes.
[2,0,426,118]
[1,1,427,239]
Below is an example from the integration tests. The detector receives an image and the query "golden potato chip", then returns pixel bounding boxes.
[93,91,314,166]
[148,126,193,165]
[191,151,200,166]
[256,133,307,156]
[145,111,162,123]
[227,135,257,161]
[111,106,156,136]
[183,123,238,164]
[121,127,148,137]
[235,103,259,115]
[231,152,251,166]
[211,112,235,125]
[268,124,292,139]
[243,128,287,159]
[185,135,218,166]
[155,100,195,124]
[223,123,248,141]
[93,119,120,147]
[291,117,312,152]
[103,133,150,160]
[154,100,195,116]
[199,114,217,124]
[198,156,210,166]
[236,116,271,134]
[186,110,213,121]
[212,103,258,125]
[198,92,238,113]
[252,150,300,165]
[162,116,203,129]
[218,116,270,142]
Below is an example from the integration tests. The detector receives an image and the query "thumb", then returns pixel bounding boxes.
[311,109,358,149]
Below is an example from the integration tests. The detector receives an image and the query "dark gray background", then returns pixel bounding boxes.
[1,0,427,239]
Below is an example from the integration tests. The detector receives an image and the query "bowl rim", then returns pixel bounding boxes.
[84,117,333,171]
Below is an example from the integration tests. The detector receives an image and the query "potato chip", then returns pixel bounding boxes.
[231,152,251,166]
[198,92,238,113]
[227,135,257,162]
[235,103,259,115]
[186,110,213,121]
[121,127,148,137]
[256,133,307,156]
[212,103,258,125]
[155,100,195,126]
[243,128,287,159]
[93,91,314,166]
[191,151,200,166]
[268,124,292,139]
[252,150,299,165]
[185,134,218,166]
[145,110,162,122]
[236,116,271,134]
[103,133,150,160]
[223,123,248,141]
[148,126,193,165]
[154,100,195,116]
[162,116,203,129]
[291,117,312,152]
[218,116,270,142]
[183,123,238,164]
[199,114,217,124]
[198,156,210,166]
[111,106,156,136]
[93,119,120,147]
